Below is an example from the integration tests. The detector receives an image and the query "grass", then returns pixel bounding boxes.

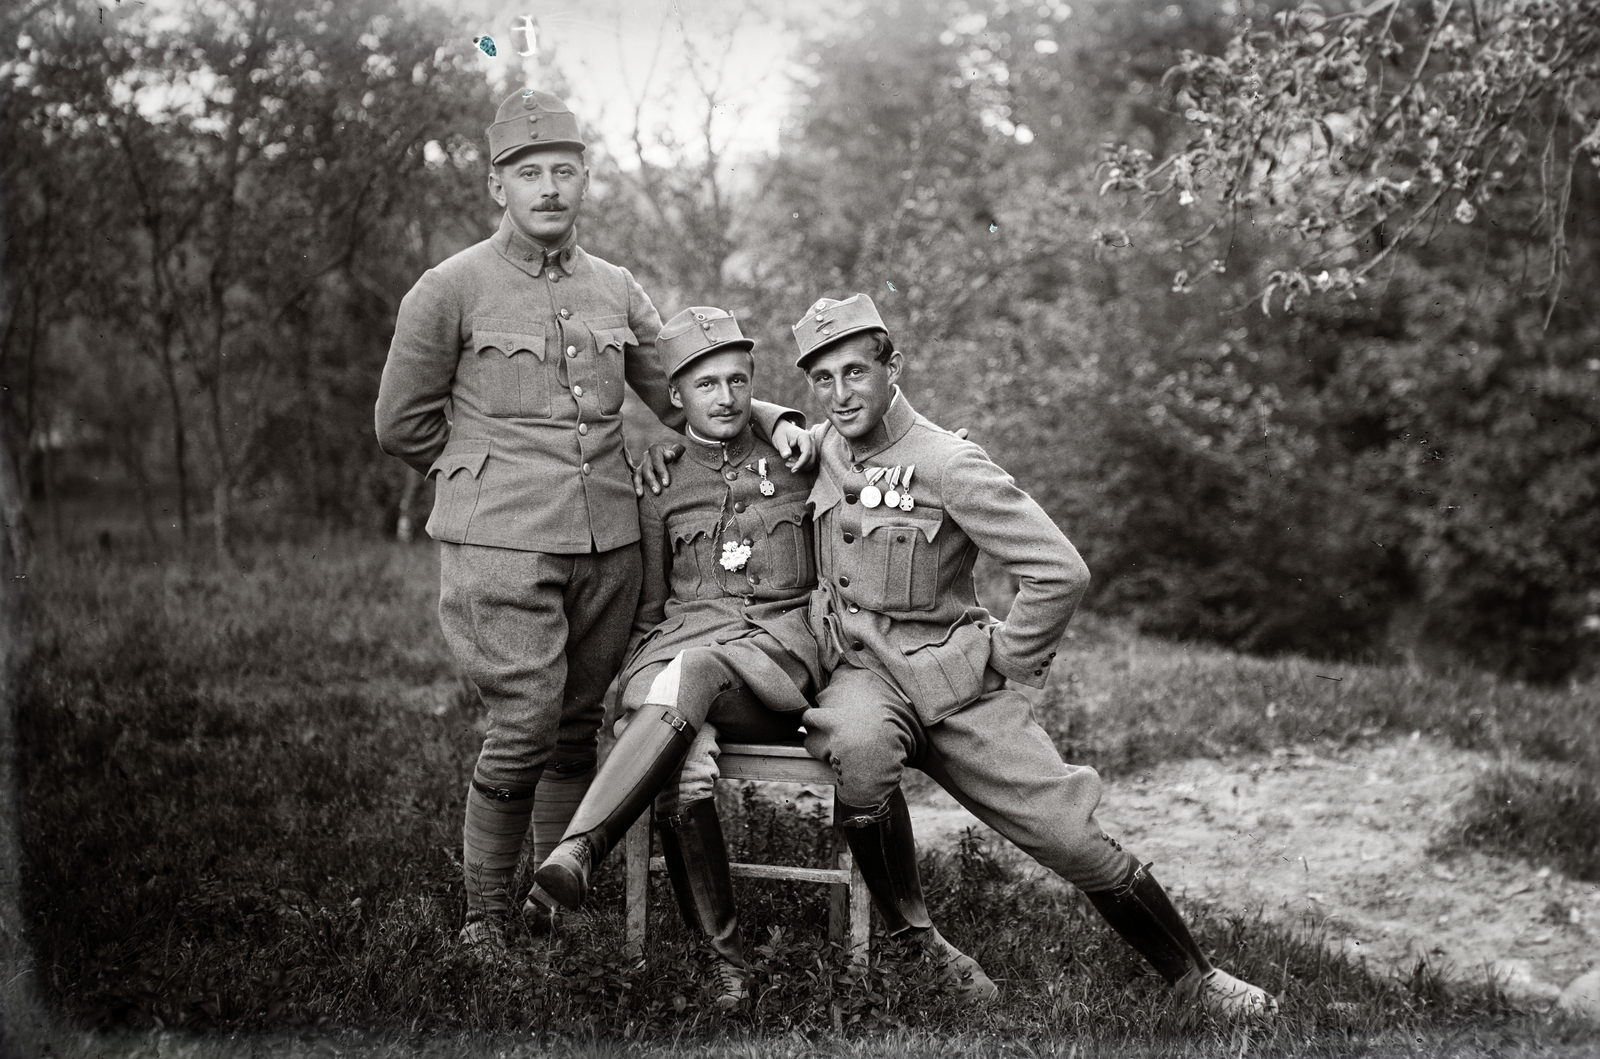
[10,531,1600,1054]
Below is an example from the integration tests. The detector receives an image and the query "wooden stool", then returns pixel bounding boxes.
[623,742,871,965]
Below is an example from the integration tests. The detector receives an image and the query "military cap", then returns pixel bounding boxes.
[791,293,888,367]
[487,89,586,164]
[659,306,754,380]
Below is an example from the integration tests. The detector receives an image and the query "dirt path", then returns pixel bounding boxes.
[905,737,1600,1003]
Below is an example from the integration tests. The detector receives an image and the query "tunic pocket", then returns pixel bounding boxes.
[750,498,814,591]
[474,324,549,418]
[587,315,636,416]
[666,511,721,599]
[426,442,490,543]
[858,506,944,611]
[902,617,992,725]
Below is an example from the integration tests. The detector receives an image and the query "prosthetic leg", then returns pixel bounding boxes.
[659,798,750,1009]
[836,789,997,1004]
[535,703,695,910]
[1085,859,1276,1020]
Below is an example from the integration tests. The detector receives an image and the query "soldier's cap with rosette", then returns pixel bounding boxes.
[659,306,755,380]
[488,89,586,164]
[791,293,888,367]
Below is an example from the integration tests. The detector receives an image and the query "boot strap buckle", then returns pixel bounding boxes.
[660,710,688,733]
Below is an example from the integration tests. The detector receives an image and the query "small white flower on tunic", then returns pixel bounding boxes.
[720,541,752,572]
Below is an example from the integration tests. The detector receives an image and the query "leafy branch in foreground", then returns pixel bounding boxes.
[1099,0,1600,317]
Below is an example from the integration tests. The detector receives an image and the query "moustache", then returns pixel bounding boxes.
[532,202,567,212]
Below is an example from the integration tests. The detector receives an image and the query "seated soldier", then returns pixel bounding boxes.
[535,307,992,1009]
[792,293,1276,1022]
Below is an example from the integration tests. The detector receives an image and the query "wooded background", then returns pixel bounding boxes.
[4,0,1596,680]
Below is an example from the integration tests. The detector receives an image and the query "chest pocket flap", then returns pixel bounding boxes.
[755,498,810,535]
[863,505,944,542]
[589,318,638,352]
[474,328,545,361]
[667,512,721,547]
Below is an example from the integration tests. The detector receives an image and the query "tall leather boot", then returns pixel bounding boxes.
[1085,859,1276,1020]
[836,789,997,1004]
[534,706,695,910]
[659,798,749,1010]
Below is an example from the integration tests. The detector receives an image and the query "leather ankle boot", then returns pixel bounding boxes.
[535,706,694,910]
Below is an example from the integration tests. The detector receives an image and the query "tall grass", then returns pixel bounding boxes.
[13,535,1597,1050]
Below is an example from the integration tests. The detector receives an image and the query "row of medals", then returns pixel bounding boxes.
[859,464,916,511]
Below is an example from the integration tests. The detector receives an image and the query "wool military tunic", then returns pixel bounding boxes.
[375,217,794,553]
[623,426,821,713]
[807,389,1084,724]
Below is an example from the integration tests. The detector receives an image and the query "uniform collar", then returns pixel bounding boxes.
[842,387,915,463]
[493,215,580,277]
[685,423,755,470]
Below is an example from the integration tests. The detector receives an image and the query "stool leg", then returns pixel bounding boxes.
[624,812,651,960]
[832,794,872,970]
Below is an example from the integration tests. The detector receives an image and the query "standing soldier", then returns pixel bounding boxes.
[374,91,811,956]
[534,306,991,1008]
[792,294,1276,1020]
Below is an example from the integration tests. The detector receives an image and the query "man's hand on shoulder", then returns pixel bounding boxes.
[631,442,685,496]
[771,418,818,473]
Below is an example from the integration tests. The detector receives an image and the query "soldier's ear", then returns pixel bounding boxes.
[487,167,507,207]
[668,382,684,410]
[884,350,904,385]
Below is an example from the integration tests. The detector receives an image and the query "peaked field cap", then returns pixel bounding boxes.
[659,306,754,379]
[791,293,887,366]
[488,89,586,164]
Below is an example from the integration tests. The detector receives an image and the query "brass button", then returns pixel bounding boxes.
[848,604,859,613]
[853,463,864,473]
[566,345,577,357]
[572,384,584,397]
[839,576,850,588]
[559,308,571,319]
[578,423,589,436]
[734,501,746,513]
[1034,669,1043,676]
[842,532,854,544]
[548,273,559,283]
[845,493,857,504]
[851,640,865,651]
[749,575,761,585]
[582,462,592,475]
[725,470,738,482]
[896,534,907,543]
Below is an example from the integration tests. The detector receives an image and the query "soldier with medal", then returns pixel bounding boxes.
[533,305,994,1009]
[792,294,1277,1020]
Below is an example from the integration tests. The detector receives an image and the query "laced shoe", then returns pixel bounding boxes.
[1179,967,1278,1022]
[918,927,998,1005]
[711,958,750,1011]
[521,884,563,935]
[534,834,596,911]
[457,912,510,964]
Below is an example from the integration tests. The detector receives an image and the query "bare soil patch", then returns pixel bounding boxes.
[905,736,1600,1003]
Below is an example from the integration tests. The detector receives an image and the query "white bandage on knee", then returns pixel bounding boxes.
[644,653,685,709]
